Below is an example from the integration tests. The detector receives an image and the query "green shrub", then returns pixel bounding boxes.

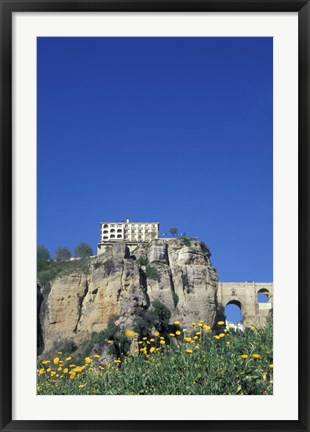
[75,319,130,363]
[179,235,192,247]
[138,257,148,266]
[145,265,160,282]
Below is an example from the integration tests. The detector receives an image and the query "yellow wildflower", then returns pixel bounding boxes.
[72,366,86,373]
[38,368,45,375]
[226,342,230,346]
[217,321,225,325]
[154,331,160,337]
[57,367,62,372]
[175,330,181,336]
[65,356,72,361]
[160,340,166,345]
[57,351,62,355]
[125,329,136,337]
[41,360,50,365]
[191,322,196,326]
[184,337,192,342]
[150,338,155,342]
[174,321,180,325]
[169,333,175,337]
[53,357,60,365]
[252,353,261,359]
[150,347,156,353]
[93,354,100,359]
[250,325,255,331]
[134,349,138,353]
[69,364,76,368]
[219,333,225,338]
[84,357,92,364]
[194,336,198,340]
[63,368,68,373]
[185,349,193,353]
[142,337,147,341]
[138,341,143,345]
[114,359,121,363]
[46,368,51,372]
[198,322,203,327]
[160,336,165,340]
[224,329,228,333]
[240,354,248,359]
[195,331,201,335]
[269,364,273,369]
[214,335,220,340]
[203,325,211,331]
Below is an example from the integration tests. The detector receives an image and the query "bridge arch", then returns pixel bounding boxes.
[257,287,272,304]
[224,299,244,324]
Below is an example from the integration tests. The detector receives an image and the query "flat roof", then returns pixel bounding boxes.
[100,221,160,224]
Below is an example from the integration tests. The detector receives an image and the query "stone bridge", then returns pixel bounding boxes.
[217,282,273,328]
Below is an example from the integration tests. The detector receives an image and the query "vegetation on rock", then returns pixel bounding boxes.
[37,316,273,395]
[74,242,93,258]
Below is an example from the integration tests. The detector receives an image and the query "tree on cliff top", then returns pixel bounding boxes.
[168,227,178,237]
[55,247,71,262]
[74,242,93,258]
[37,245,50,262]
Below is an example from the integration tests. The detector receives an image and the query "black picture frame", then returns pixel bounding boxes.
[1,0,309,431]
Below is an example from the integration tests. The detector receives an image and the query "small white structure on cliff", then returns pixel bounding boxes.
[97,219,160,255]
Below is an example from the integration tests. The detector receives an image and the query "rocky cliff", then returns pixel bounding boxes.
[38,238,219,354]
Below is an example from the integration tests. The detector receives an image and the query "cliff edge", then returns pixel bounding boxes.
[38,238,219,354]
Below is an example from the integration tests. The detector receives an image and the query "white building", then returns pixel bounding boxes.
[97,219,160,254]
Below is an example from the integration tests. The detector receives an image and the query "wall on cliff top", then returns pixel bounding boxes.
[39,238,219,354]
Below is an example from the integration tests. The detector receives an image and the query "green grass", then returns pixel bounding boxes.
[37,319,273,395]
[37,258,91,286]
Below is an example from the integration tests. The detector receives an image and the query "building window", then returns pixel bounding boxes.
[117,229,122,233]
[117,234,122,238]
[110,229,115,232]
[110,234,115,238]
[103,224,108,228]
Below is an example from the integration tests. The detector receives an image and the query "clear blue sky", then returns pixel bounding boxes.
[38,37,273,287]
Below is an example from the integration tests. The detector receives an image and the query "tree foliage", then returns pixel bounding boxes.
[168,227,178,237]
[55,247,71,262]
[133,299,172,338]
[75,242,93,258]
[37,245,50,262]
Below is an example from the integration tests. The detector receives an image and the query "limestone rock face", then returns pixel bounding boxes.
[39,239,218,354]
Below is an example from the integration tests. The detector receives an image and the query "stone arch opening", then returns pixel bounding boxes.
[224,299,243,325]
[257,288,270,303]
